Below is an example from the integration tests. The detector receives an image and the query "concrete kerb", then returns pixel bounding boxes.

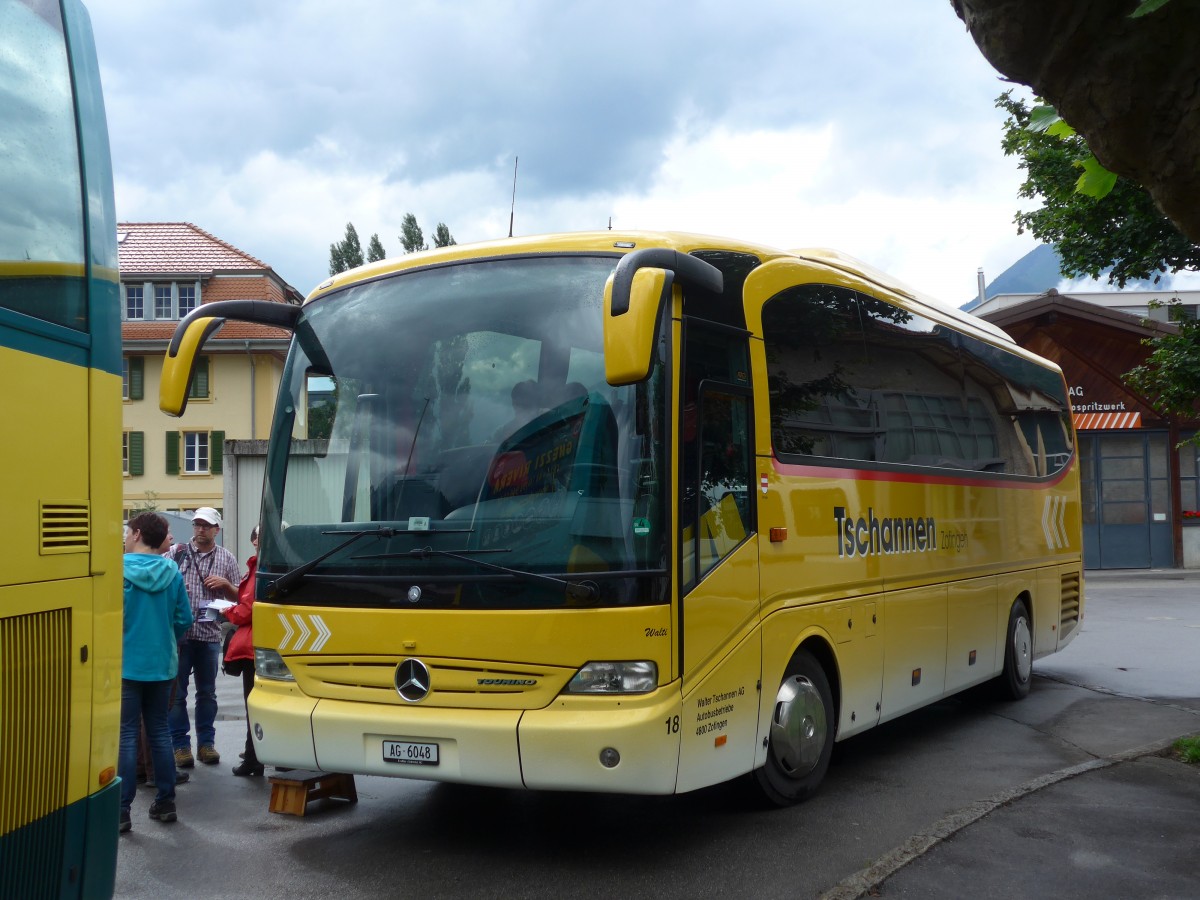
[1082,567,1199,581]
[817,731,1198,900]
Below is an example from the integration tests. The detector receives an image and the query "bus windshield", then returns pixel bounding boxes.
[260,254,669,609]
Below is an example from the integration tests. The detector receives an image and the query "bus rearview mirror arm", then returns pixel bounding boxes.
[604,250,724,387]
[608,249,723,316]
[161,300,302,417]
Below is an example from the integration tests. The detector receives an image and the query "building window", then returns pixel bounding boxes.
[123,356,144,400]
[188,356,210,399]
[166,429,224,476]
[154,284,173,318]
[184,432,209,474]
[125,284,144,319]
[179,284,198,316]
[1180,437,1200,521]
[123,431,144,476]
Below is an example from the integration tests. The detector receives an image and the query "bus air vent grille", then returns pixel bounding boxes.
[0,610,71,841]
[39,501,90,555]
[1059,572,1081,639]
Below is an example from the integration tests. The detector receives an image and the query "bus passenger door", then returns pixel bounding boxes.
[676,326,762,791]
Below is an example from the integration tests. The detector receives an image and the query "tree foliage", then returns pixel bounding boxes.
[366,233,386,263]
[431,223,456,248]
[328,222,364,275]
[998,92,1200,287]
[1125,303,1200,423]
[400,214,427,253]
[331,215,455,273]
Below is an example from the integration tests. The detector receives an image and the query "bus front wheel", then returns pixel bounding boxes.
[753,649,834,807]
[997,598,1033,700]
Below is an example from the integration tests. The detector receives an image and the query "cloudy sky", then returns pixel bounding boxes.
[86,0,1048,304]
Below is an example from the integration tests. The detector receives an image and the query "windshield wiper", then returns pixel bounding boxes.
[268,526,398,599]
[379,546,598,603]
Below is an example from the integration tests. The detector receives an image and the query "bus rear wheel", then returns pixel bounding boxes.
[753,649,834,807]
[996,598,1033,700]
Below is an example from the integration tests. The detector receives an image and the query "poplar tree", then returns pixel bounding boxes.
[366,233,386,262]
[432,223,457,248]
[328,222,364,275]
[400,214,427,254]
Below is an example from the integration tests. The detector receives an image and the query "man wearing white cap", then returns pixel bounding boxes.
[167,507,240,767]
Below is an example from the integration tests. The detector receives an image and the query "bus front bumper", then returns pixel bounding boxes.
[249,684,683,794]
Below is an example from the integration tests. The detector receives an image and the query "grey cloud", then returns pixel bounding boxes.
[92,1,989,201]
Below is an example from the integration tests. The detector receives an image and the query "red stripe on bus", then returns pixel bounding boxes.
[769,456,1075,491]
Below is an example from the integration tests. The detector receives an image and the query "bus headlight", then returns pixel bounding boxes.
[566,661,657,694]
[254,648,296,681]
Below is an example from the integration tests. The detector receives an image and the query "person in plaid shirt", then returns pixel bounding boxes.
[167,507,240,768]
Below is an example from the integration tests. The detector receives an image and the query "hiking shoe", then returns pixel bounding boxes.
[198,744,220,765]
[119,809,131,834]
[148,800,177,823]
[175,747,194,768]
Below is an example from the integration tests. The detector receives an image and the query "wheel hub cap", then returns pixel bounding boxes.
[768,674,827,777]
[1014,616,1032,682]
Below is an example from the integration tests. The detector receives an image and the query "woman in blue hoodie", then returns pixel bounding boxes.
[120,512,193,833]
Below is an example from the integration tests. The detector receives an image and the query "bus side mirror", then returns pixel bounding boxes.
[160,316,224,416]
[160,299,301,416]
[604,268,670,386]
[603,248,724,387]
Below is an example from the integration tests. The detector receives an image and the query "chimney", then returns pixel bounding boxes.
[976,267,987,306]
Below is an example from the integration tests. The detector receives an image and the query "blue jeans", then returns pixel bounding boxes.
[120,679,176,810]
[169,639,220,750]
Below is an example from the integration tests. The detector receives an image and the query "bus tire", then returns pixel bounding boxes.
[753,649,834,807]
[997,598,1033,700]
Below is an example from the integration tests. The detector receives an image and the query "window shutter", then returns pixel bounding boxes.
[189,356,210,399]
[165,430,180,475]
[129,356,144,400]
[210,430,225,474]
[129,431,144,476]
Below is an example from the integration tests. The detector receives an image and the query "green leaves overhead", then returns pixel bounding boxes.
[1026,103,1116,200]
[1074,156,1120,200]
[997,91,1199,288]
[1131,0,1174,18]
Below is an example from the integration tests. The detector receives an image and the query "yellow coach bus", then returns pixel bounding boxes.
[162,231,1082,805]
[0,0,122,893]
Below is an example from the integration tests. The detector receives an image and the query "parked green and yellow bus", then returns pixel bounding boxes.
[0,0,122,893]
[162,231,1082,805]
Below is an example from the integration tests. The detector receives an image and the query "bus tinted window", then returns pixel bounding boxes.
[0,0,87,331]
[763,284,1072,477]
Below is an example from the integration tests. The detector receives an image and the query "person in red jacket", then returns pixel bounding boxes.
[222,526,262,776]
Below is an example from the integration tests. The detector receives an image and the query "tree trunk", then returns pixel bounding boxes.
[952,0,1200,243]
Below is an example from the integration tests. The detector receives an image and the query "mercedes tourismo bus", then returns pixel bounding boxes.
[0,0,122,894]
[161,231,1083,805]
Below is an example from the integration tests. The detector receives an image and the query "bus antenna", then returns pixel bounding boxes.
[508,156,519,238]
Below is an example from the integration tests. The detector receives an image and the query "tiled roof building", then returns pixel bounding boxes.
[120,222,301,526]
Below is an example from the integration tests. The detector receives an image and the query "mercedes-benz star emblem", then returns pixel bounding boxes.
[394,658,431,702]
